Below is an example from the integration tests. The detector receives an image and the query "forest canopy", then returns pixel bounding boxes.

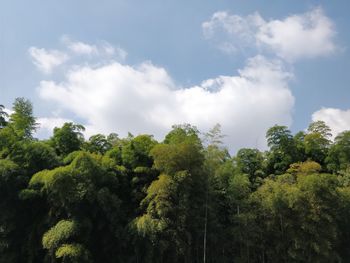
[1,98,350,263]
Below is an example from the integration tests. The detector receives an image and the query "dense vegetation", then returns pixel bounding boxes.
[1,98,350,263]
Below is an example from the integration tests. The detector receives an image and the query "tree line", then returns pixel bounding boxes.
[1,98,350,262]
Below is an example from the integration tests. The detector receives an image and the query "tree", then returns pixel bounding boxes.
[202,124,230,263]
[203,124,230,175]
[9,98,38,139]
[135,173,185,262]
[136,125,206,262]
[84,134,112,154]
[28,152,125,262]
[106,133,121,146]
[0,105,8,129]
[294,131,307,162]
[0,160,25,262]
[164,124,201,146]
[266,125,297,174]
[287,160,322,175]
[326,131,350,173]
[23,141,60,175]
[304,121,332,165]
[292,173,340,261]
[203,124,225,146]
[249,171,341,262]
[152,125,203,175]
[308,120,332,138]
[3,98,350,262]
[121,134,157,169]
[50,122,85,156]
[337,181,350,260]
[235,148,265,186]
[0,124,17,158]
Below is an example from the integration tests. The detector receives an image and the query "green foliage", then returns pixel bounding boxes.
[2,98,350,262]
[235,148,265,187]
[0,126,17,158]
[50,122,85,156]
[63,151,83,165]
[121,134,157,169]
[247,172,341,262]
[84,134,112,154]
[9,98,38,139]
[203,124,230,177]
[266,125,298,174]
[228,173,251,203]
[304,121,332,165]
[0,159,34,262]
[164,123,201,146]
[42,220,92,262]
[327,130,350,172]
[42,220,78,250]
[294,131,307,161]
[23,141,60,174]
[0,104,8,129]
[287,160,322,175]
[151,126,203,175]
[151,142,203,175]
[308,120,332,138]
[136,174,173,237]
[55,243,91,262]
[267,125,293,150]
[103,146,123,166]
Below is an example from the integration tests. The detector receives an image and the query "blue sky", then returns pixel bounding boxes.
[1,0,350,151]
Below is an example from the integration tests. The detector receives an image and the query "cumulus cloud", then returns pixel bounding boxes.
[61,36,127,60]
[66,40,98,55]
[38,55,294,150]
[35,117,73,138]
[29,37,127,75]
[37,117,73,132]
[202,11,264,54]
[312,108,350,138]
[202,7,337,62]
[257,8,337,61]
[29,47,69,74]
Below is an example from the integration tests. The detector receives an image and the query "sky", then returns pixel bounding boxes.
[1,0,350,152]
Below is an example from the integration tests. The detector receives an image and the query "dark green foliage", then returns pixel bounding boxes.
[235,148,265,188]
[84,134,112,154]
[121,134,157,169]
[50,122,85,156]
[327,131,350,172]
[0,105,8,129]
[304,121,332,166]
[23,142,60,175]
[1,98,350,263]
[266,125,298,174]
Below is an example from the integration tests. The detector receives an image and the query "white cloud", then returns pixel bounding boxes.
[202,11,264,54]
[38,55,294,151]
[100,41,128,60]
[29,38,127,75]
[1,107,13,123]
[62,36,127,60]
[3,108,14,116]
[202,7,337,61]
[29,47,69,74]
[257,8,336,61]
[67,41,98,55]
[36,117,73,138]
[312,108,350,138]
